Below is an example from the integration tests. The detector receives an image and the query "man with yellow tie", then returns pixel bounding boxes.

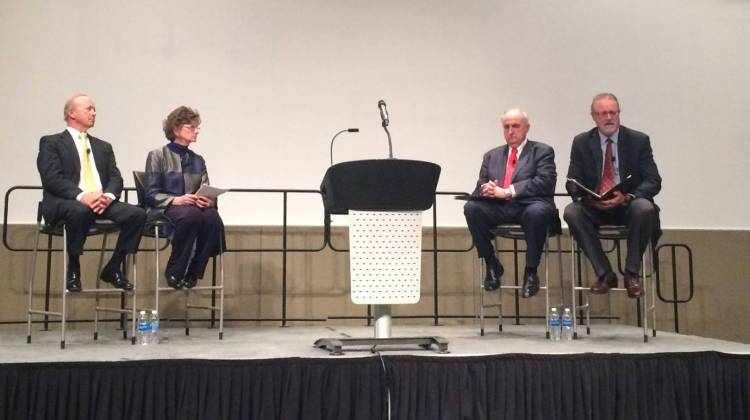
[37,94,146,292]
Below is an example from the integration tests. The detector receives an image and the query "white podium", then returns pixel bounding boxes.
[314,159,448,355]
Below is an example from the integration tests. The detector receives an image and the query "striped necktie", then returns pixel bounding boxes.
[79,133,96,192]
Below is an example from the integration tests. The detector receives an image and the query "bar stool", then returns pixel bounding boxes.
[479,215,564,338]
[27,203,138,349]
[133,171,224,339]
[570,224,657,342]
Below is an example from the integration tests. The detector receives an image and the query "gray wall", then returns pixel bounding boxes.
[2,0,750,227]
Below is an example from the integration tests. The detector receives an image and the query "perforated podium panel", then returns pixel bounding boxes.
[349,210,422,304]
[314,193,448,355]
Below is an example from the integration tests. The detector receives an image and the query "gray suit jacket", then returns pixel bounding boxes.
[472,139,557,205]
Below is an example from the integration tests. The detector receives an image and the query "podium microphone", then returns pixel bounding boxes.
[378,99,393,158]
[329,128,360,166]
[378,100,389,127]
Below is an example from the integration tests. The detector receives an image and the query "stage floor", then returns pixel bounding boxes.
[2,322,748,363]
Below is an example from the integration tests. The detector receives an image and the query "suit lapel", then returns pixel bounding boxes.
[497,145,509,183]
[588,131,603,182]
[617,127,628,178]
[511,141,530,183]
[87,135,113,184]
[61,130,81,174]
[88,136,104,179]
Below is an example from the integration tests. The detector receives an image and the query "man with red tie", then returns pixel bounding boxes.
[464,109,557,297]
[564,93,662,298]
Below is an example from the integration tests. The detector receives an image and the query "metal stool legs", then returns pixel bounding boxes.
[27,223,137,348]
[570,233,657,342]
[479,232,562,337]
[26,222,46,343]
[153,227,224,340]
[184,252,224,339]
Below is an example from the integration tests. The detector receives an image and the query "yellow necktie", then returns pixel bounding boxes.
[79,133,96,192]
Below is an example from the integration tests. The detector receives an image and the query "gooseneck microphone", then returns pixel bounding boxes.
[378,100,393,158]
[378,100,389,127]
[329,128,360,166]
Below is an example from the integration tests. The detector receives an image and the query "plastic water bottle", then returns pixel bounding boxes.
[562,308,573,341]
[137,310,151,345]
[150,310,159,345]
[549,307,561,341]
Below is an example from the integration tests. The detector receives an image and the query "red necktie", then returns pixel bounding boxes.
[502,147,518,188]
[600,138,615,194]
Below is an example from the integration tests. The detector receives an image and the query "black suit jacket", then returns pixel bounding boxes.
[36,130,124,223]
[472,139,556,205]
[565,126,661,202]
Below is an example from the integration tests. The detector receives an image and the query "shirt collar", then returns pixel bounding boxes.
[66,126,85,140]
[509,138,528,155]
[598,129,619,146]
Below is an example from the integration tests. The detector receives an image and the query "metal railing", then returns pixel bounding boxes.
[3,186,695,332]
[655,244,695,333]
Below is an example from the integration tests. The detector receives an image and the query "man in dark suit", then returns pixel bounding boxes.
[464,109,557,297]
[36,94,146,292]
[564,93,661,298]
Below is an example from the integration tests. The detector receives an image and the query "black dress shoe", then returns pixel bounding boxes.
[521,269,540,298]
[590,271,618,294]
[484,257,504,291]
[183,274,199,289]
[166,274,184,290]
[66,269,82,292]
[100,269,134,291]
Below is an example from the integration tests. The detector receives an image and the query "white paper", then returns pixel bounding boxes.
[195,184,227,199]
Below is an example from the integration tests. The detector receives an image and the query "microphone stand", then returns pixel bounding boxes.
[330,128,359,166]
[326,127,358,248]
[382,121,393,159]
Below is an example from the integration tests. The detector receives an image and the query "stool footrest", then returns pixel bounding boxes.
[186,304,220,311]
[157,286,223,292]
[187,286,223,291]
[28,309,62,317]
[78,288,134,294]
[94,307,133,315]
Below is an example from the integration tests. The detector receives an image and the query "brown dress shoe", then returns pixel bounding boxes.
[590,271,617,294]
[624,271,643,298]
